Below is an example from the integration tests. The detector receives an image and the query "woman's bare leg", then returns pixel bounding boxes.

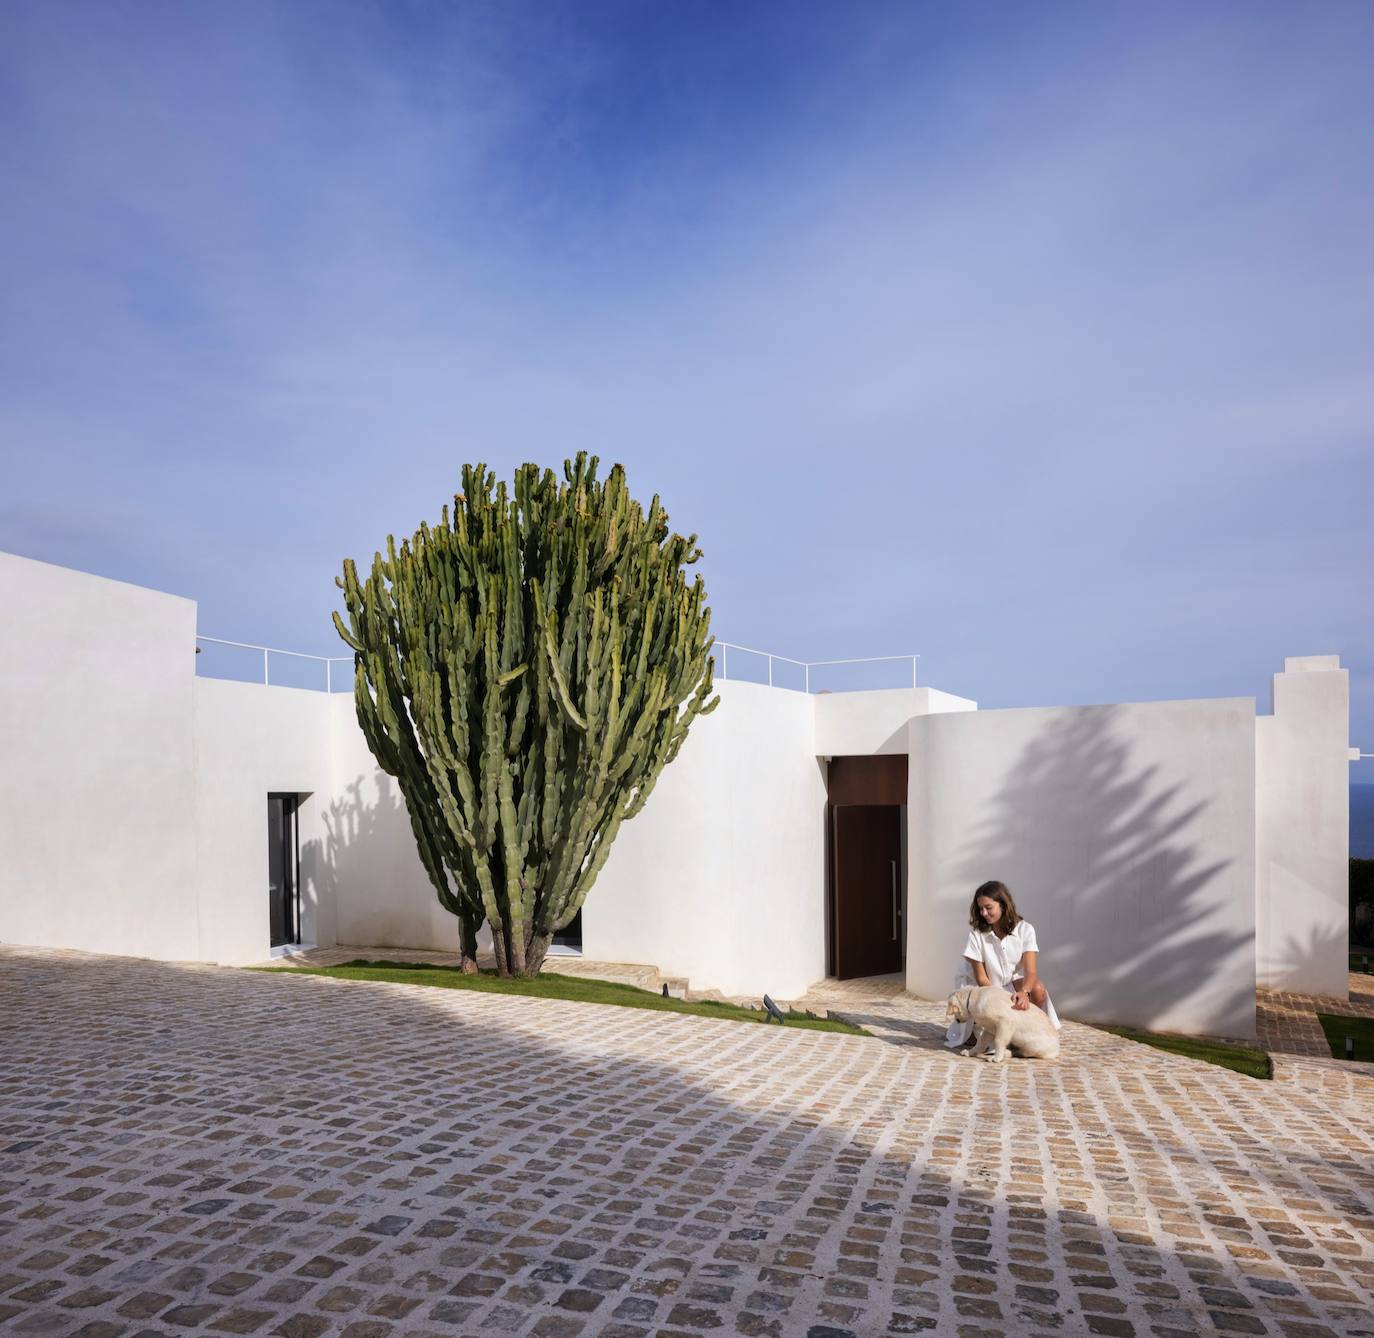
[1026,982,1049,1012]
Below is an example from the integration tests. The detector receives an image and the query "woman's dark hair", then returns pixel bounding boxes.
[968,880,1021,938]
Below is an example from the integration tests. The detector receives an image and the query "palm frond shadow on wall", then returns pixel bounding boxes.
[952,706,1251,1036]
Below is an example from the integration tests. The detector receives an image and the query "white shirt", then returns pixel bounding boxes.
[963,919,1040,991]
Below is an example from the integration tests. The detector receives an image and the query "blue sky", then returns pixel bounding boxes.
[2,1,1372,748]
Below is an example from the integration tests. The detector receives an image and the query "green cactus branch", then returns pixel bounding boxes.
[334,455,717,977]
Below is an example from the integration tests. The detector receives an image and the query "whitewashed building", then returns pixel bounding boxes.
[0,550,1352,1039]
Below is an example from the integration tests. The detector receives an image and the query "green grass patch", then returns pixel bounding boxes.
[1315,1013,1374,1063]
[1096,1025,1271,1079]
[250,960,867,1034]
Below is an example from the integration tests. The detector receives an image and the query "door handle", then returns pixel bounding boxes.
[891,860,898,941]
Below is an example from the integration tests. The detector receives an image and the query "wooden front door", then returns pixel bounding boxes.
[832,804,903,979]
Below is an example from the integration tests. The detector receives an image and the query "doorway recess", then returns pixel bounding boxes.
[825,755,908,979]
[268,793,301,950]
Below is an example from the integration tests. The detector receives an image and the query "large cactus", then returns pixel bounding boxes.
[333,456,718,977]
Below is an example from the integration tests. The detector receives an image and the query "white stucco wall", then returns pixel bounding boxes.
[813,686,976,757]
[4,554,1347,1021]
[583,680,827,999]
[907,698,1259,1039]
[0,552,200,960]
[325,695,470,954]
[1255,656,1349,996]
[192,678,336,964]
[317,680,829,999]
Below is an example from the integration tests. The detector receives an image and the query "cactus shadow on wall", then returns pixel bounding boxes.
[302,773,460,952]
[953,706,1253,1036]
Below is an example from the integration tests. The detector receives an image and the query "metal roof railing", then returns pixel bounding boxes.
[713,642,918,692]
[194,635,919,695]
[195,636,352,692]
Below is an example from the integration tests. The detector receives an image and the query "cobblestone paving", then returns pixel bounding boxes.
[1257,974,1374,1102]
[1258,973,1374,1058]
[3,947,1373,1338]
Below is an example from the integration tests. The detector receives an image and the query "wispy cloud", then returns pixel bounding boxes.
[1,0,1370,736]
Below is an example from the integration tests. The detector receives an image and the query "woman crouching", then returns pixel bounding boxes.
[944,880,1061,1051]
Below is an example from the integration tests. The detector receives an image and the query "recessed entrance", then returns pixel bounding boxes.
[826,755,907,979]
[551,907,583,954]
[268,793,300,949]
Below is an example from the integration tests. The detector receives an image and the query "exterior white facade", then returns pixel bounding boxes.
[906,698,1260,1039]
[0,551,1352,1039]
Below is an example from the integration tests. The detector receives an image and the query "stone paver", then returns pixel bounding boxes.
[273,950,1374,1069]
[1258,971,1374,1057]
[3,946,1373,1338]
[1254,973,1374,1102]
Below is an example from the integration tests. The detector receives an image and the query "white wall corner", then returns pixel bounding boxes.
[1255,655,1349,996]
[0,552,201,962]
[813,684,975,759]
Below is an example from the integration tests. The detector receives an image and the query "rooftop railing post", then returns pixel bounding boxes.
[326,659,331,694]
[263,648,269,686]
[768,654,773,687]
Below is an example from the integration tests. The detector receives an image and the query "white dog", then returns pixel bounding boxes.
[945,986,1060,1063]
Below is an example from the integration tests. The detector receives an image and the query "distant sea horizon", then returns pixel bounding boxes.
[1353,783,1374,858]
